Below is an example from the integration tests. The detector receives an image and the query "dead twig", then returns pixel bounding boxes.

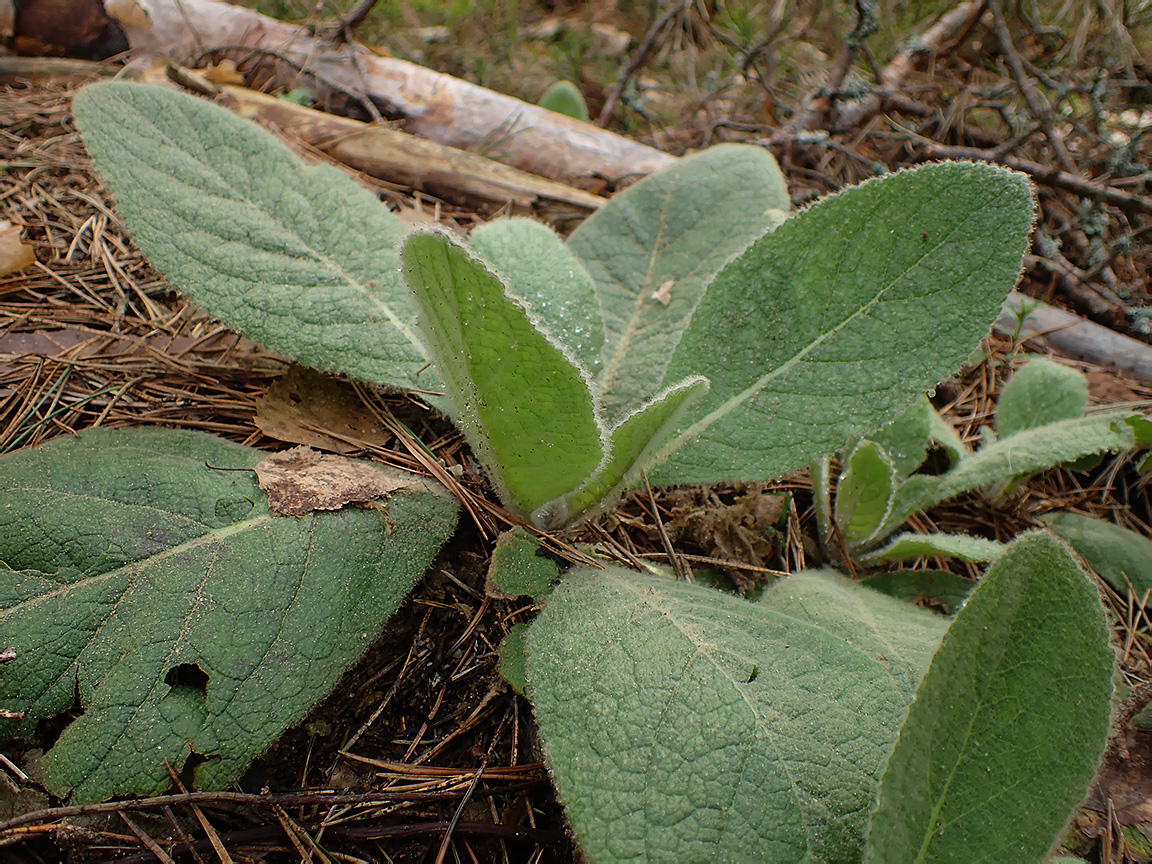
[597,0,693,127]
[914,143,1152,215]
[985,0,1077,174]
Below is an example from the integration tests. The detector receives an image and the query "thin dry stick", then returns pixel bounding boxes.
[433,762,485,864]
[119,812,176,864]
[915,143,1152,214]
[597,0,693,127]
[985,0,1077,175]
[164,763,234,864]
[642,471,690,581]
[833,0,986,130]
[786,0,877,133]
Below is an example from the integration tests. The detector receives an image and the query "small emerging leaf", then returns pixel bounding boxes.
[538,80,590,121]
[881,413,1139,536]
[402,231,603,522]
[996,358,1088,439]
[869,397,933,477]
[486,527,558,600]
[866,532,1113,863]
[856,532,1007,566]
[836,440,898,549]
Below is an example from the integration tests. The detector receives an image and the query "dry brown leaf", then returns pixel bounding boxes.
[666,486,786,590]
[0,220,35,276]
[255,366,393,454]
[255,446,415,517]
[651,279,674,306]
[203,59,245,86]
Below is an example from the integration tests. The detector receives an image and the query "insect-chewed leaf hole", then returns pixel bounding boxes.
[164,663,210,695]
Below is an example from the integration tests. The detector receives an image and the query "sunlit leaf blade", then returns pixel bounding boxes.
[528,566,946,863]
[402,231,603,521]
[654,162,1035,485]
[73,82,435,392]
[865,532,1113,864]
[470,217,605,376]
[557,376,708,525]
[0,428,458,803]
[996,358,1088,439]
[568,144,789,420]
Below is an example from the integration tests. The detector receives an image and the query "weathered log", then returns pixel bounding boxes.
[105,0,677,185]
[996,290,1152,383]
[206,77,606,229]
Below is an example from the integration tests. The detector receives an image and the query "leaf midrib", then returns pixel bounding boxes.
[117,98,428,364]
[0,511,273,620]
[657,186,997,465]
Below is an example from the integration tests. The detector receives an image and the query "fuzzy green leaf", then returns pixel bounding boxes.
[568,144,789,420]
[759,570,949,702]
[836,440,898,549]
[869,397,933,477]
[883,413,1139,535]
[73,82,433,392]
[859,571,974,615]
[654,162,1034,485]
[865,532,1113,864]
[538,80,590,121]
[528,566,946,862]
[996,358,1088,439]
[0,428,457,803]
[928,404,969,465]
[1040,512,1152,596]
[856,532,1007,566]
[402,231,603,523]
[469,217,604,376]
[486,527,558,600]
[556,376,708,525]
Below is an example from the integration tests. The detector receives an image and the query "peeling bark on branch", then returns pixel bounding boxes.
[107,0,677,185]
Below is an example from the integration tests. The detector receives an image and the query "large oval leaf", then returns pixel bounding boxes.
[527,567,947,862]
[865,531,1113,863]
[654,161,1035,485]
[73,82,435,392]
[0,427,457,803]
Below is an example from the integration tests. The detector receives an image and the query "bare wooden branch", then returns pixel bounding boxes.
[198,73,606,228]
[997,291,1152,383]
[915,143,1152,215]
[833,0,986,130]
[111,0,677,184]
[985,0,1077,175]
